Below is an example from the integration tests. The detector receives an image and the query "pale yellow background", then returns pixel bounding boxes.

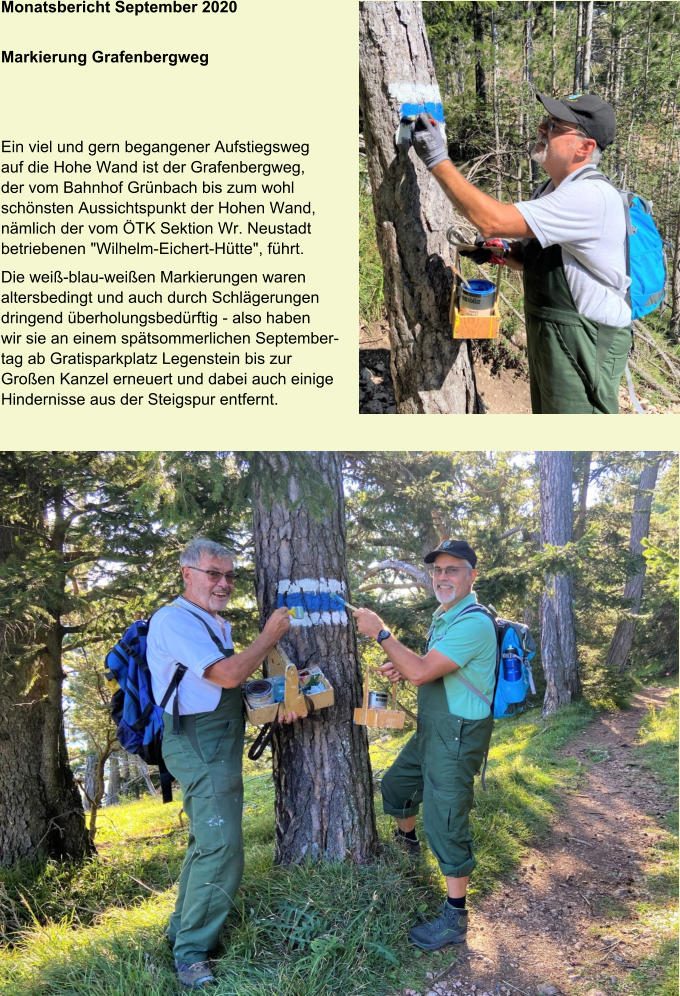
[0,1,677,453]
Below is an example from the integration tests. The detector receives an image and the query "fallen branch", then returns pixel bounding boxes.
[627,357,680,401]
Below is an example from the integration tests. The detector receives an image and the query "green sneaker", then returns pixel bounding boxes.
[408,902,468,950]
[174,960,216,989]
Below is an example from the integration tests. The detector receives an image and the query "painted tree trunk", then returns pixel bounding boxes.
[252,453,378,864]
[539,452,580,717]
[359,1,481,413]
[605,456,662,673]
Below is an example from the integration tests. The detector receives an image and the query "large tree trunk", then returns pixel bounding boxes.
[252,453,378,864]
[539,452,580,716]
[359,1,482,413]
[0,656,92,865]
[604,455,662,674]
[0,517,93,866]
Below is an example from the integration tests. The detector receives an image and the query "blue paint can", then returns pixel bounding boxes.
[459,279,496,316]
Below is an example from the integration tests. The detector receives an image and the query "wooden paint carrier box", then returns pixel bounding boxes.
[244,645,334,726]
[353,666,405,729]
[450,269,501,339]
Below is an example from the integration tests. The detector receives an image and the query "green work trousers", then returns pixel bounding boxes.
[161,688,245,964]
[523,240,631,414]
[381,677,492,878]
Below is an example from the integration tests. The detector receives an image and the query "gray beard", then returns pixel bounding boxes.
[531,140,548,165]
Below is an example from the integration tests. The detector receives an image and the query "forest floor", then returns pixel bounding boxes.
[398,685,677,996]
[359,322,669,415]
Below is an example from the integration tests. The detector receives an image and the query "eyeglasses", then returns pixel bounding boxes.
[188,567,237,584]
[428,565,471,578]
[538,115,588,138]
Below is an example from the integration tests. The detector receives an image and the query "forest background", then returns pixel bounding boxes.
[359,1,680,413]
[0,450,677,994]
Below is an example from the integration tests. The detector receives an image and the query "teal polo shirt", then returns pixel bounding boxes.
[427,592,497,719]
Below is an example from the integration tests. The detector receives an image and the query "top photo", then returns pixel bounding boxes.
[359,1,679,415]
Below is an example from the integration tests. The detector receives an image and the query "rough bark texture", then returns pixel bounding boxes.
[0,649,93,865]
[360,1,481,413]
[604,456,662,674]
[252,453,378,865]
[539,452,580,717]
[0,545,93,866]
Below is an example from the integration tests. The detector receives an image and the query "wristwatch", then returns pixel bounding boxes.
[376,629,392,645]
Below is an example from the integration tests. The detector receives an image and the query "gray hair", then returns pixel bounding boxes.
[588,145,603,166]
[180,537,236,567]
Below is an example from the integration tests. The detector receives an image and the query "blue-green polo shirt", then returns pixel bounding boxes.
[427,592,497,719]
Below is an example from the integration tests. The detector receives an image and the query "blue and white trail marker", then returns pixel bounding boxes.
[277,578,349,626]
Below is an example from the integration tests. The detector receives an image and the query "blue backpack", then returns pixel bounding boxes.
[452,605,536,720]
[104,606,233,803]
[581,170,666,320]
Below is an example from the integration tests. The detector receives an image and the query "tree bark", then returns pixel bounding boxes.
[604,455,662,674]
[574,452,592,541]
[491,8,502,200]
[573,1,584,93]
[539,452,580,716]
[472,1,487,107]
[107,752,120,806]
[582,0,594,92]
[252,453,378,864]
[551,0,557,95]
[359,1,482,413]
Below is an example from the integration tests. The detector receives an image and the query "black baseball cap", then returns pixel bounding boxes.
[536,92,616,150]
[424,539,477,568]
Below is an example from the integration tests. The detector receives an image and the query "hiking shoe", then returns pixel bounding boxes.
[393,828,420,855]
[174,960,216,989]
[408,902,468,950]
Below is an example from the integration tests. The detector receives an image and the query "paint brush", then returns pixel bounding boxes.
[329,592,360,613]
[450,260,471,291]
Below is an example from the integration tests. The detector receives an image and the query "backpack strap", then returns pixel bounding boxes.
[158,604,235,735]
[430,603,498,790]
[575,168,634,311]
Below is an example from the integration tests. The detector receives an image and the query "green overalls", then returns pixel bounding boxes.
[161,687,245,965]
[381,671,493,878]
[523,239,632,414]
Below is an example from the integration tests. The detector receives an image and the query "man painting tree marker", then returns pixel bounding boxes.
[410,93,632,414]
[353,539,497,950]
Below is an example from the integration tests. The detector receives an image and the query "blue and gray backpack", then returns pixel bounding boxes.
[443,604,537,789]
[104,605,233,802]
[453,604,536,720]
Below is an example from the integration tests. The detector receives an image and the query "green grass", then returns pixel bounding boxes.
[0,695,676,995]
[359,170,384,327]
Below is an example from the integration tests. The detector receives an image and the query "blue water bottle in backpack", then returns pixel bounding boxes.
[501,649,525,703]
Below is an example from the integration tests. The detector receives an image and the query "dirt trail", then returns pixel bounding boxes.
[402,686,676,996]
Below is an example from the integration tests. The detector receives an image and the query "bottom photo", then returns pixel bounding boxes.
[0,451,677,996]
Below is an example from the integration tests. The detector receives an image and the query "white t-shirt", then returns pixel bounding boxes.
[147,596,233,715]
[515,165,632,327]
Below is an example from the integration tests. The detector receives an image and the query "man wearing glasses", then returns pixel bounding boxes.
[411,93,631,414]
[147,537,291,989]
[353,540,496,951]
